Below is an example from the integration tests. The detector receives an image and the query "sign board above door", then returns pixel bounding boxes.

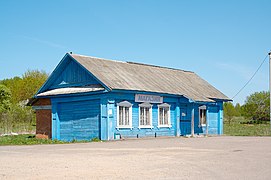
[135,94,163,103]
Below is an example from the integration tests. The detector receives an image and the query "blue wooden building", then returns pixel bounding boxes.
[32,52,231,141]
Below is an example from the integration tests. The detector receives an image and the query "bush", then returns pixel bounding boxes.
[0,104,35,135]
[241,91,269,122]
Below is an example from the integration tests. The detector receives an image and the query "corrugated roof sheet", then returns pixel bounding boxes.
[70,54,231,102]
[37,85,104,97]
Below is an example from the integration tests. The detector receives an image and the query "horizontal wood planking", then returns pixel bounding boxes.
[57,99,100,141]
[50,92,223,140]
[207,106,219,134]
[113,99,176,138]
[179,103,221,135]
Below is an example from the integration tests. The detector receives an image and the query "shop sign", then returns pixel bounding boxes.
[135,94,163,103]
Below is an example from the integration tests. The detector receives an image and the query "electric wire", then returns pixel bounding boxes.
[232,54,269,100]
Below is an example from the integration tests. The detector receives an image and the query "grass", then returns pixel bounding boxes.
[0,134,100,146]
[224,117,271,136]
[0,122,36,135]
[1,117,270,145]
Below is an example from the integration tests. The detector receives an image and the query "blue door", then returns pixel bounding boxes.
[58,100,100,141]
[180,107,191,135]
[207,106,219,134]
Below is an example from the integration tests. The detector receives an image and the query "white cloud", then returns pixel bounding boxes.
[21,35,66,49]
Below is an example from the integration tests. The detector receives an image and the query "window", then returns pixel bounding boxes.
[158,103,171,127]
[117,101,132,129]
[199,105,207,126]
[139,103,153,128]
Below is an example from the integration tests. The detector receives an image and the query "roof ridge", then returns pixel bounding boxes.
[126,61,194,73]
[71,53,194,73]
[71,53,127,64]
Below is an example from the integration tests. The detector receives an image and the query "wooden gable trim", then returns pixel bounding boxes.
[35,53,111,97]
[68,53,111,91]
[36,53,70,96]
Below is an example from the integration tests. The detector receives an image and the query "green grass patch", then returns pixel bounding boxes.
[0,134,100,146]
[224,117,271,136]
[0,122,36,135]
[91,137,101,142]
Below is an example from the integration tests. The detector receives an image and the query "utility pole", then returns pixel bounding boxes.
[269,51,271,129]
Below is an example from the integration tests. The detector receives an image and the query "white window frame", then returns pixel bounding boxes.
[116,101,133,129]
[199,105,207,127]
[157,103,171,128]
[138,102,153,129]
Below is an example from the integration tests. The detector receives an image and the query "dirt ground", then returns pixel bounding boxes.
[0,136,270,180]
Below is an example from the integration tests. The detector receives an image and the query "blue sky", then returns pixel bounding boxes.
[0,0,270,104]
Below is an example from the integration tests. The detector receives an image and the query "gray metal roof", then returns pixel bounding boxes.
[70,54,230,102]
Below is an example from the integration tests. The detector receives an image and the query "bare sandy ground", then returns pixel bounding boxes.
[0,136,270,180]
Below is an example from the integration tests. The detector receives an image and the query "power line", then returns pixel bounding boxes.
[232,54,269,100]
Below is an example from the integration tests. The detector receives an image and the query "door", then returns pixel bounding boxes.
[58,99,100,141]
[207,106,219,134]
[180,106,191,135]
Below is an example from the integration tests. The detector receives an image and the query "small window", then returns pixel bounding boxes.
[158,103,171,127]
[139,103,153,128]
[199,105,207,126]
[117,101,132,128]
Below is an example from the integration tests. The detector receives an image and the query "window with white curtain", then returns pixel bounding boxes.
[158,103,171,127]
[139,102,153,128]
[117,101,132,128]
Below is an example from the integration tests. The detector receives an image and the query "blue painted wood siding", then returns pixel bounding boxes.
[50,58,99,89]
[50,91,223,141]
[113,99,176,138]
[180,103,222,136]
[57,99,100,141]
[207,106,219,134]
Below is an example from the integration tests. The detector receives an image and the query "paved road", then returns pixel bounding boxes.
[0,136,270,180]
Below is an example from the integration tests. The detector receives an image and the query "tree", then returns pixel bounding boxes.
[0,70,48,134]
[0,84,11,113]
[1,76,23,104]
[223,102,236,124]
[20,69,48,101]
[235,103,241,117]
[1,70,48,103]
[241,91,269,122]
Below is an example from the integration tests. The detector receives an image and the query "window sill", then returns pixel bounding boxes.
[138,126,154,129]
[157,125,172,128]
[116,126,133,130]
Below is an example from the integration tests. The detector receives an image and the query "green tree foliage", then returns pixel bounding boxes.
[0,84,12,113]
[0,70,48,134]
[241,91,270,122]
[234,103,241,117]
[20,69,48,101]
[223,102,236,124]
[1,70,48,103]
[1,76,23,104]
